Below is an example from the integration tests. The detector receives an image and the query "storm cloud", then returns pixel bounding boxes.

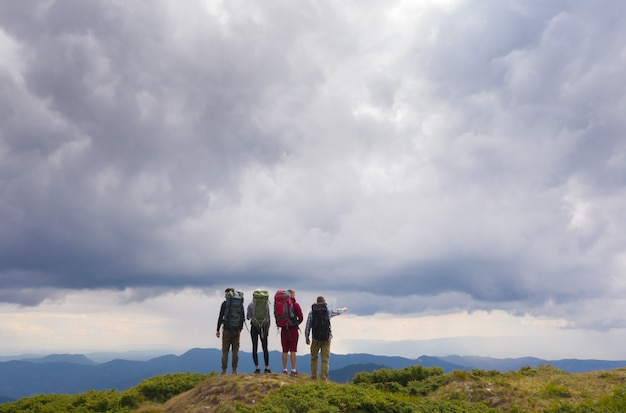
[1,0,625,335]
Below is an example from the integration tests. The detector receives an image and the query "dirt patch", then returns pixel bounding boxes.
[161,372,304,412]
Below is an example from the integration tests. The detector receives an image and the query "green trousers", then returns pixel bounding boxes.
[310,339,332,380]
[221,329,240,372]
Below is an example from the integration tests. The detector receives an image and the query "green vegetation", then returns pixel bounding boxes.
[238,381,497,413]
[1,366,626,412]
[135,372,206,403]
[0,372,205,413]
[353,365,448,395]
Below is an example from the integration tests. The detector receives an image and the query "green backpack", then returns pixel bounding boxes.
[251,290,270,329]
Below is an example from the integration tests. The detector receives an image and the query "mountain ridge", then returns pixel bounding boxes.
[1,348,625,402]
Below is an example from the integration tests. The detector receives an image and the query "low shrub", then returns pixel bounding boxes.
[135,372,206,403]
[353,365,444,386]
[544,382,572,398]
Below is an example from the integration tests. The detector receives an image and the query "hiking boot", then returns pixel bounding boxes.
[290,371,298,377]
[254,369,261,374]
[264,368,272,373]
[232,370,237,374]
[282,370,288,375]
[221,370,227,375]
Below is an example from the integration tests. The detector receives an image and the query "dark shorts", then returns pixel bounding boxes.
[280,327,299,353]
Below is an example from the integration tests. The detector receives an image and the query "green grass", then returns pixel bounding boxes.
[2,365,626,412]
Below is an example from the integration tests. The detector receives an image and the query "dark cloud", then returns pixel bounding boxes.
[1,1,625,332]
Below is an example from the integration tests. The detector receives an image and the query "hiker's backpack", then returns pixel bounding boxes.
[274,290,295,327]
[311,302,331,341]
[251,290,270,329]
[223,290,244,331]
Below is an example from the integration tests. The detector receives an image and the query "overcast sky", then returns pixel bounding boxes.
[1,0,626,361]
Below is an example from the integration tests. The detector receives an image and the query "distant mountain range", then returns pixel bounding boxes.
[1,348,625,403]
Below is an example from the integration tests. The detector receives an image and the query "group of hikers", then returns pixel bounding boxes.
[216,288,348,380]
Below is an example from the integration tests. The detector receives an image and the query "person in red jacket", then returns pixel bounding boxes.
[280,289,303,376]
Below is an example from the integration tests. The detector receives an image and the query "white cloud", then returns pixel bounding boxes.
[2,289,626,360]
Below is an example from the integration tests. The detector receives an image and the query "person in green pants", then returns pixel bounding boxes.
[304,296,348,380]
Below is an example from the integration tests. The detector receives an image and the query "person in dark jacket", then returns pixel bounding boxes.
[216,288,244,374]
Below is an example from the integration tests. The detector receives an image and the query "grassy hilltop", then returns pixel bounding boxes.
[1,365,626,412]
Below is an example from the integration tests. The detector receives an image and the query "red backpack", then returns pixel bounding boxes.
[274,290,295,327]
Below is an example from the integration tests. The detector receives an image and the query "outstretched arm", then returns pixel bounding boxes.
[330,307,348,318]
